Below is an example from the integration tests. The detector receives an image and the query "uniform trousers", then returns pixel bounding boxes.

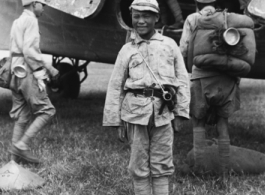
[9,73,55,146]
[125,117,174,178]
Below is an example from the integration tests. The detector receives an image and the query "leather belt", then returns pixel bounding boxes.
[127,88,163,98]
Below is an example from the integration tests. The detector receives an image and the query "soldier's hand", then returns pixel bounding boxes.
[49,72,61,88]
[117,126,127,143]
[172,116,186,133]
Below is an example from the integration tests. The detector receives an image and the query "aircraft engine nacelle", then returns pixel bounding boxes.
[47,0,106,19]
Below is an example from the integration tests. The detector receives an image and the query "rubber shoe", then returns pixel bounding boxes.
[11,145,40,164]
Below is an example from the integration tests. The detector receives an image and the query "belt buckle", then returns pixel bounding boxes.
[143,88,154,97]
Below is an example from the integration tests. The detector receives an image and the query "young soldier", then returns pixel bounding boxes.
[180,0,240,176]
[9,0,59,164]
[103,0,190,194]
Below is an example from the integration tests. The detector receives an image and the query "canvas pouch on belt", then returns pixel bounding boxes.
[0,57,12,89]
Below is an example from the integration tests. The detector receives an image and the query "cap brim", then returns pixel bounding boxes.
[196,0,216,3]
[130,5,159,13]
[36,0,47,5]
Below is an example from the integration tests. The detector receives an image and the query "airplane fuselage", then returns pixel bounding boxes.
[0,0,265,79]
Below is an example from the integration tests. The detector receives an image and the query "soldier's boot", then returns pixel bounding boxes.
[152,176,169,195]
[12,117,30,145]
[11,144,40,164]
[166,0,184,29]
[133,177,151,195]
[193,127,206,172]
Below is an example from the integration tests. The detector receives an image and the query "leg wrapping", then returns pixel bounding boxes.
[193,127,206,168]
[15,114,51,149]
[133,177,151,195]
[152,176,169,195]
[218,138,230,174]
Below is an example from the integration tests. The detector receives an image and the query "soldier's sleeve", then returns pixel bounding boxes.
[173,42,190,119]
[239,0,251,10]
[43,62,59,77]
[179,17,192,58]
[103,48,128,127]
[22,18,44,71]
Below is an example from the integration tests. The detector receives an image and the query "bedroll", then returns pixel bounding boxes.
[188,11,256,77]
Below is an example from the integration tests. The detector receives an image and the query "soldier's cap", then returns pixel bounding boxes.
[196,0,216,3]
[129,0,160,14]
[22,0,47,6]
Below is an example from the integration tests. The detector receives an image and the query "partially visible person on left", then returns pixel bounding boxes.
[9,0,59,164]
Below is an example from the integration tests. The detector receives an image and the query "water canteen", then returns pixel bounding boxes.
[13,64,27,78]
[223,27,240,46]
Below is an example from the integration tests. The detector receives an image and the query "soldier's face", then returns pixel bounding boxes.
[33,2,45,18]
[131,9,159,40]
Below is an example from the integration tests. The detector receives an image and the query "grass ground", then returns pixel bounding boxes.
[0,61,265,194]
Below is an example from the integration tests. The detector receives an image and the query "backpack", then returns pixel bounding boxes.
[187,10,256,77]
[0,57,12,89]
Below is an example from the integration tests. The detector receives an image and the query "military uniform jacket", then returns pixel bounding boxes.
[10,10,58,76]
[103,31,190,127]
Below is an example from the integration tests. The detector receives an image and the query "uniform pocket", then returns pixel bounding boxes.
[158,56,175,78]
[129,55,144,81]
[122,93,145,114]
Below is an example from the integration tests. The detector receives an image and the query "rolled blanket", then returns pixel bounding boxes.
[196,11,254,29]
[194,54,251,77]
[193,28,256,66]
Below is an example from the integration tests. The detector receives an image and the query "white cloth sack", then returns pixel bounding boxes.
[0,161,45,191]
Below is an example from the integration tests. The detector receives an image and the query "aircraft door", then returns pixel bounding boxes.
[116,0,196,30]
[47,0,106,19]
[117,0,134,30]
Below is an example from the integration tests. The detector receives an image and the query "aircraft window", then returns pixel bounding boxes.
[47,0,106,18]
